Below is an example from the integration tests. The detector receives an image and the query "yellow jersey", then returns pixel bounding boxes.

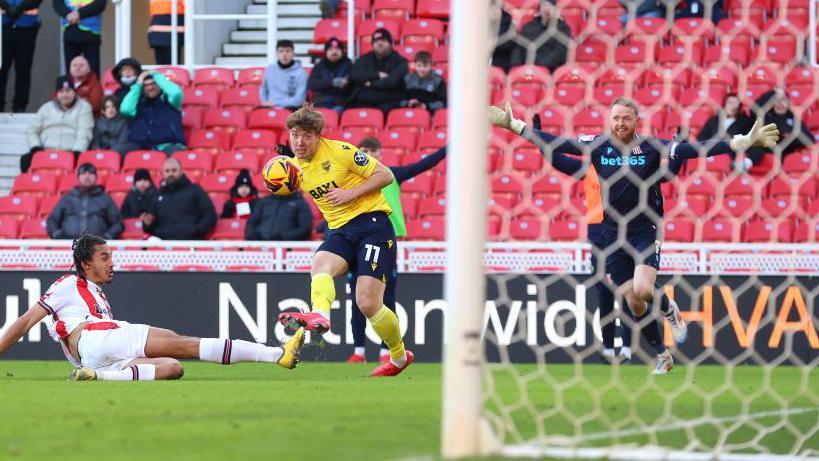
[296,138,392,229]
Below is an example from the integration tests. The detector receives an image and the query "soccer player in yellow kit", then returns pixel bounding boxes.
[277,104,413,377]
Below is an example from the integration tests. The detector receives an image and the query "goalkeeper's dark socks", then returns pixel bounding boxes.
[638,313,665,355]
[659,292,672,316]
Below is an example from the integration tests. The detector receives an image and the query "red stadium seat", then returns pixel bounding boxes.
[491,174,525,200]
[679,86,727,108]
[769,175,817,199]
[782,151,816,174]
[594,85,625,105]
[203,108,247,133]
[248,107,291,133]
[509,217,544,240]
[155,66,191,87]
[532,173,572,197]
[401,19,445,46]
[760,197,799,219]
[431,108,447,129]
[333,0,373,20]
[680,173,720,197]
[211,219,247,240]
[700,65,739,91]
[512,149,544,174]
[0,217,19,239]
[572,106,606,134]
[417,196,446,217]
[400,194,419,218]
[188,129,232,153]
[172,150,212,180]
[215,151,260,175]
[237,67,265,87]
[615,42,651,64]
[549,219,581,241]
[417,129,447,152]
[120,218,147,239]
[742,65,778,94]
[663,219,695,242]
[508,65,551,92]
[0,195,38,221]
[78,150,121,175]
[407,217,444,240]
[182,106,205,132]
[401,171,435,195]
[589,16,623,36]
[30,150,74,175]
[19,218,47,239]
[313,19,348,46]
[723,175,762,196]
[744,220,793,243]
[330,127,371,146]
[340,108,384,131]
[220,87,261,112]
[394,43,435,61]
[416,0,449,18]
[373,0,414,20]
[193,67,235,91]
[58,174,79,195]
[720,195,756,218]
[386,108,430,132]
[753,36,798,66]
[716,18,761,46]
[105,173,135,195]
[182,87,220,108]
[657,42,703,66]
[122,150,166,174]
[200,173,235,195]
[375,127,418,156]
[12,172,58,198]
[537,107,568,133]
[38,195,60,218]
[431,45,449,65]
[314,107,340,131]
[670,17,715,43]
[574,39,610,64]
[703,42,751,67]
[700,218,738,242]
[233,129,277,154]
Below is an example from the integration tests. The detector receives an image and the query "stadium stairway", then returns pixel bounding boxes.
[216,0,321,67]
[0,113,34,195]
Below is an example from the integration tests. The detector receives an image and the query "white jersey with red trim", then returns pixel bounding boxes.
[38,275,114,365]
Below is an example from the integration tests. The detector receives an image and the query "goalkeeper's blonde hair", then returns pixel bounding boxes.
[611,97,640,117]
[286,102,325,135]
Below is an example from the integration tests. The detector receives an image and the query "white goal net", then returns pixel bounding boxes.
[442,1,819,460]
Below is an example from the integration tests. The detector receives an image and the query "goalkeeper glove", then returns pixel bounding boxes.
[730,118,780,152]
[489,102,526,135]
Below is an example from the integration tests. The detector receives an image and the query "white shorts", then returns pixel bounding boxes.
[77,321,151,371]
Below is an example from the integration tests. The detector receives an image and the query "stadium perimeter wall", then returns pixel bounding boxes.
[1,272,815,364]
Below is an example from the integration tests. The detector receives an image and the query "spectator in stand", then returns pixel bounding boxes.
[348,28,409,113]
[111,57,142,104]
[141,158,216,240]
[22,75,93,172]
[0,0,43,113]
[400,51,446,114]
[69,54,103,117]
[318,0,339,18]
[511,0,571,72]
[46,163,123,239]
[620,0,665,23]
[308,37,351,113]
[743,88,815,168]
[696,93,749,143]
[120,168,158,219]
[260,40,308,110]
[675,0,725,22]
[245,190,312,241]
[491,5,519,73]
[120,70,186,155]
[221,169,259,219]
[148,0,185,65]
[91,96,138,157]
[53,0,106,79]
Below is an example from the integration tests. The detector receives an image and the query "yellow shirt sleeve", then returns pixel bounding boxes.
[335,142,378,179]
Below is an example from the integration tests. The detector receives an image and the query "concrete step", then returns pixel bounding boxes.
[0,113,36,124]
[215,55,312,67]
[239,16,319,29]
[223,42,317,56]
[231,29,314,43]
[248,3,320,16]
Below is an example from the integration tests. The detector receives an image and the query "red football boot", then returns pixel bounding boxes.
[370,350,414,377]
[278,311,330,334]
[346,353,366,364]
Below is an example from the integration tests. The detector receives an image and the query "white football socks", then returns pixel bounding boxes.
[199,338,283,364]
[97,364,156,381]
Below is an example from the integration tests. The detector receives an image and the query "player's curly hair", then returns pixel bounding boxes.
[285,102,324,135]
[71,234,107,279]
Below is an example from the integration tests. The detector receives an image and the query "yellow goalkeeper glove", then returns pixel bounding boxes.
[489,102,526,135]
[730,118,780,151]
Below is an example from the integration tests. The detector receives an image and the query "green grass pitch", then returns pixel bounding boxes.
[0,361,815,461]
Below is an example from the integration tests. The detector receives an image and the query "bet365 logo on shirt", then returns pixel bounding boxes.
[600,155,646,166]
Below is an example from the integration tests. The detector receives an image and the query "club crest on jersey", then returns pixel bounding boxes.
[354,150,369,167]
[632,145,643,155]
[321,161,331,173]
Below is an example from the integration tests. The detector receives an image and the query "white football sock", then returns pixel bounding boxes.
[354,347,365,356]
[199,338,282,364]
[603,348,616,358]
[379,348,389,358]
[620,346,632,359]
[97,364,156,381]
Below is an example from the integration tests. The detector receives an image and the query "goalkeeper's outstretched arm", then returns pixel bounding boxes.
[489,103,586,156]
[669,118,780,161]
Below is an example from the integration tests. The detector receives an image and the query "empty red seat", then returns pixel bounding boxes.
[182,106,205,132]
[386,108,430,131]
[78,150,121,175]
[670,17,715,42]
[720,195,756,218]
[615,42,650,64]
[329,127,371,146]
[220,87,261,111]
[215,151,259,174]
[340,108,384,131]
[700,218,738,242]
[401,171,435,195]
[663,219,695,242]
[549,219,581,241]
[105,173,135,195]
[203,108,247,133]
[211,219,247,240]
[509,217,543,240]
[572,106,606,133]
[417,129,447,152]
[769,175,817,199]
[723,175,761,196]
[417,196,446,217]
[19,218,47,239]
[120,218,147,239]
[375,127,418,155]
[716,18,761,45]
[155,66,191,87]
[760,197,799,219]
[0,217,19,239]
[753,36,798,66]
[237,67,265,87]
[172,150,212,179]
[401,18,445,46]
[0,195,38,221]
[248,107,291,133]
[400,194,419,218]
[744,220,793,243]
[182,87,220,108]
[373,0,414,20]
[406,217,444,240]
[58,175,79,195]
[38,195,60,218]
[233,129,277,154]
[188,129,232,153]
[512,149,544,174]
[416,0,449,18]
[200,173,235,195]
[782,151,815,174]
[574,39,610,64]
[12,172,58,198]
[394,43,435,61]
[123,150,166,174]
[193,67,235,91]
[681,173,720,197]
[30,149,74,175]
[508,65,551,92]
[657,42,703,66]
[314,18,348,45]
[703,42,750,67]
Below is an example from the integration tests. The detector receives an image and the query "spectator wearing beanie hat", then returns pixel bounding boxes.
[347,27,408,114]
[221,169,259,219]
[47,162,123,239]
[308,37,352,112]
[121,168,159,219]
[22,75,94,172]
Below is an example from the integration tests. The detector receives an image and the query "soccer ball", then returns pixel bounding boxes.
[262,155,302,196]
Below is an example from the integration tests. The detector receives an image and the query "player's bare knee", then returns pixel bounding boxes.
[633,285,654,303]
[356,295,380,317]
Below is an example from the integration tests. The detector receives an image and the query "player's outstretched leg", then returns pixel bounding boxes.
[279,251,348,334]
[355,275,413,377]
[633,265,687,344]
[622,280,672,374]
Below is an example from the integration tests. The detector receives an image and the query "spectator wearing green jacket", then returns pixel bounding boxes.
[120,70,186,155]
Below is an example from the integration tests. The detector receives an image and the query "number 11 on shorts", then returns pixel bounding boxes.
[364,244,380,263]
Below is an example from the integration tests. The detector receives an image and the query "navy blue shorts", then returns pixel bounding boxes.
[318,211,396,282]
[602,225,661,286]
